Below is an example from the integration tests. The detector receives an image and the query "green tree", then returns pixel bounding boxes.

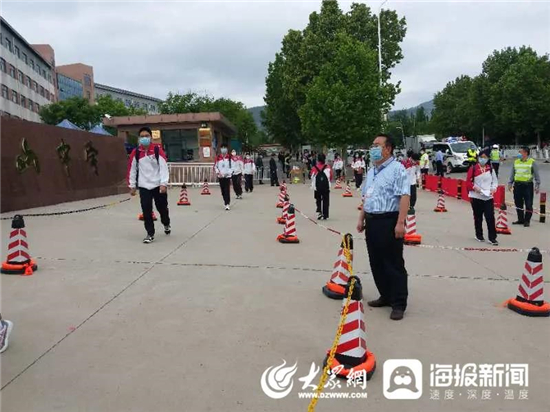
[96,94,146,117]
[300,33,381,149]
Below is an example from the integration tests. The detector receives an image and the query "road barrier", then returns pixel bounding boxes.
[168,162,218,186]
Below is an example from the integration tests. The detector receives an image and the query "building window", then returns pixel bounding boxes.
[1,85,8,99]
[40,86,45,97]
[48,73,52,83]
[84,74,92,86]
[30,59,35,70]
[0,58,5,72]
[33,81,38,92]
[4,38,12,52]
[125,99,131,107]
[36,64,41,74]
[86,91,91,100]
[12,90,19,104]
[28,99,33,110]
[14,45,20,58]
[21,95,26,108]
[22,52,28,64]
[36,103,40,112]
[25,76,31,87]
[18,70,24,83]
[9,65,16,78]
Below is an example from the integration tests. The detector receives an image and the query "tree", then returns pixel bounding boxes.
[96,95,146,117]
[300,33,381,149]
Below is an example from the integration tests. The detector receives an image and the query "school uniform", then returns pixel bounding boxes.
[466,163,498,242]
[352,159,366,189]
[402,158,419,208]
[231,155,244,197]
[214,154,232,206]
[243,158,256,192]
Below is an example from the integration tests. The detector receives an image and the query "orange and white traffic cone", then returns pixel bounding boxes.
[322,234,353,299]
[277,204,299,243]
[201,180,211,195]
[507,247,550,317]
[334,179,343,189]
[324,276,376,380]
[496,203,511,235]
[138,212,157,221]
[277,197,289,225]
[342,182,353,198]
[177,184,191,206]
[404,207,422,245]
[1,215,38,276]
[276,187,285,208]
[433,190,447,212]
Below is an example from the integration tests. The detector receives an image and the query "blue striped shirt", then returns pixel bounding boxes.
[362,157,410,213]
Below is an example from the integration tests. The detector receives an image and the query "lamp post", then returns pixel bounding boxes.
[378,0,389,123]
[396,125,405,149]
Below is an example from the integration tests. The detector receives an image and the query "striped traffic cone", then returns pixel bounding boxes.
[277,204,299,243]
[277,197,289,225]
[334,179,343,189]
[507,247,550,317]
[276,187,285,208]
[433,190,447,212]
[342,182,353,198]
[1,215,37,276]
[177,184,191,206]
[496,203,511,235]
[404,207,422,245]
[201,180,211,195]
[322,234,353,299]
[324,276,376,380]
[138,212,157,221]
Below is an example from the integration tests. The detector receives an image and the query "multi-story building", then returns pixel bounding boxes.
[95,82,162,114]
[57,73,84,101]
[0,17,57,122]
[56,63,94,103]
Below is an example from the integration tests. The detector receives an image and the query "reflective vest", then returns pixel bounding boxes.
[514,158,535,182]
[467,149,477,162]
[420,153,429,168]
[490,149,500,162]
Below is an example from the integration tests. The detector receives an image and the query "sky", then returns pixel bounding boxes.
[2,0,549,110]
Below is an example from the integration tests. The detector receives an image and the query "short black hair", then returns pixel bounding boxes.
[221,143,228,148]
[520,146,530,154]
[138,126,152,136]
[377,133,395,151]
[317,153,326,163]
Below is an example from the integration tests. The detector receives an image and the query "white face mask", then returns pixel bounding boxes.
[231,151,236,156]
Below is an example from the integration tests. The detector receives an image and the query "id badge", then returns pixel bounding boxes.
[366,186,375,198]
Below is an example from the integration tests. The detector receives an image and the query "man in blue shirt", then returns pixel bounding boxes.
[357,134,411,320]
[434,148,445,177]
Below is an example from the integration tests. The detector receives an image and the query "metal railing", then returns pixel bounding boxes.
[168,163,218,186]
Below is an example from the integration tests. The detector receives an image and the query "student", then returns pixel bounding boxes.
[215,144,233,210]
[243,153,256,193]
[333,154,344,181]
[231,149,244,199]
[0,314,13,353]
[402,150,420,208]
[466,149,499,245]
[352,153,366,190]
[269,153,279,187]
[128,127,171,244]
[311,153,332,220]
[255,154,264,184]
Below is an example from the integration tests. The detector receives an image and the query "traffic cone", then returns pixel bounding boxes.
[324,276,376,380]
[342,182,353,198]
[433,190,447,212]
[277,204,299,243]
[277,197,289,225]
[276,187,285,208]
[404,207,422,245]
[201,180,211,195]
[138,212,157,221]
[496,203,511,235]
[1,215,38,276]
[507,247,550,317]
[334,179,343,189]
[177,184,191,206]
[322,234,353,299]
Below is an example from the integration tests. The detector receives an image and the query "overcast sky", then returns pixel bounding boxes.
[2,0,549,110]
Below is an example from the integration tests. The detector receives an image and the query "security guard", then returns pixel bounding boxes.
[508,146,541,227]
[467,147,478,168]
[490,144,501,177]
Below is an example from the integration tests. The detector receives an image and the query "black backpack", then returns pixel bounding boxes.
[315,165,329,191]
[135,145,160,187]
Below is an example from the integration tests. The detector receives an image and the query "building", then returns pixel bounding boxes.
[57,72,84,101]
[104,112,236,162]
[95,83,162,114]
[56,63,94,103]
[0,17,57,122]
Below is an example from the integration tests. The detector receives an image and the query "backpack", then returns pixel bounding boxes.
[314,165,329,191]
[135,145,160,187]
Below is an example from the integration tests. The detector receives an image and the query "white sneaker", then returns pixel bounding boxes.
[225,205,230,211]
[0,320,14,353]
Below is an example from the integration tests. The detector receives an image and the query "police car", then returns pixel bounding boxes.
[431,138,478,173]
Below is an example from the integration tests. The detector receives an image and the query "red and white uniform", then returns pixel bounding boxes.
[310,162,333,191]
[214,154,233,178]
[243,158,256,175]
[466,163,498,200]
[231,155,244,175]
[127,144,169,190]
[402,158,420,185]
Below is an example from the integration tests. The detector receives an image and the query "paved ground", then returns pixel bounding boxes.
[1,182,549,412]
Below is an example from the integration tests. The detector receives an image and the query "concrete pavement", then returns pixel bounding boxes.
[1,182,549,412]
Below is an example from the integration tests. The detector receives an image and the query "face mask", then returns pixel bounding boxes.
[370,147,383,162]
[139,137,151,147]
[221,148,228,155]
[479,158,488,166]
[231,151,236,156]
[245,155,250,160]
[517,153,522,159]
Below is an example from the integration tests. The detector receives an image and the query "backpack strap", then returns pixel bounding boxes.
[154,145,160,165]
[135,148,140,187]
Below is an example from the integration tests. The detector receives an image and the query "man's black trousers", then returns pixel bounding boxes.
[314,190,330,218]
[139,187,170,236]
[513,182,534,223]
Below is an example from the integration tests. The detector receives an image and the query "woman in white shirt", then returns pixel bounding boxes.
[332,154,344,181]
[352,154,366,190]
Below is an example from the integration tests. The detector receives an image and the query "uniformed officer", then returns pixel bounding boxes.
[508,146,541,227]
[490,144,501,177]
[467,147,478,168]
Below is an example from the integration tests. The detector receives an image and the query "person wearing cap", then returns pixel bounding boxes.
[490,144,502,177]
[466,149,499,245]
[508,146,541,227]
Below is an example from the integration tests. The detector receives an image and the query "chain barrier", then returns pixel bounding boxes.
[0,198,132,220]
[308,235,355,412]
[293,207,548,254]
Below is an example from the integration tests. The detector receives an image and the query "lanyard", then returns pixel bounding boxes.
[373,158,394,178]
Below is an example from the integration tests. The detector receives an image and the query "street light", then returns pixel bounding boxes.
[378,0,389,122]
[396,125,405,149]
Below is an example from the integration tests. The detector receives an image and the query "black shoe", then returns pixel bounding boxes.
[524,221,530,227]
[390,309,405,320]
[488,240,499,246]
[475,236,485,242]
[317,213,323,220]
[367,298,390,308]
[143,235,154,244]
[164,225,171,235]
[512,221,524,225]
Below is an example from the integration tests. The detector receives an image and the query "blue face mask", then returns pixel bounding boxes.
[139,137,151,147]
[370,146,383,162]
[479,158,488,166]
[517,153,522,159]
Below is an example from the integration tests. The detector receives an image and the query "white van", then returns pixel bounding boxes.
[431,141,477,173]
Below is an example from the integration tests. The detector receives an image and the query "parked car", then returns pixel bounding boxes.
[431,141,477,173]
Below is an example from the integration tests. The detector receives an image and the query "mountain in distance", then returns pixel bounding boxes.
[248,105,265,132]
